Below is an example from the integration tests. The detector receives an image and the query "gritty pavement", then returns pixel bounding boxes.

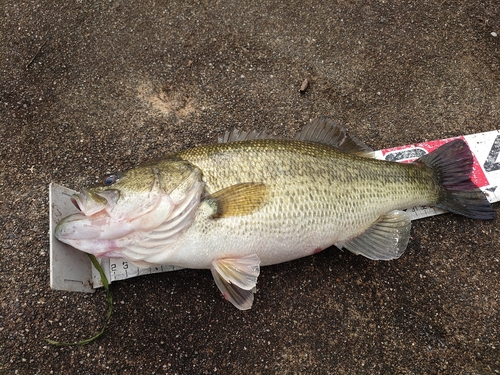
[1,1,500,374]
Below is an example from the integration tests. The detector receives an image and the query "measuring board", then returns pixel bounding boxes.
[49,129,500,292]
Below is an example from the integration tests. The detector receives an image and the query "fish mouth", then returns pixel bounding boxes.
[56,185,175,243]
[55,188,130,243]
[71,189,120,216]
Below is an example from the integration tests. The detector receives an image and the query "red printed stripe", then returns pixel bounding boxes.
[381,137,489,188]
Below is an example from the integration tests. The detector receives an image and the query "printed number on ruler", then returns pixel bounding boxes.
[110,261,134,281]
[484,134,500,173]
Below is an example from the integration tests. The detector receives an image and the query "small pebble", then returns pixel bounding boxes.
[492,32,498,37]
[299,78,309,94]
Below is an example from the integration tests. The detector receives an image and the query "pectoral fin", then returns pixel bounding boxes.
[210,254,261,310]
[207,183,269,218]
[337,210,411,260]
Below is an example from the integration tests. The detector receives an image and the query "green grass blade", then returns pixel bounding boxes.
[46,254,113,346]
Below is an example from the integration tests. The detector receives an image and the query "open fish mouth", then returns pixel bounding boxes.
[55,179,204,259]
[71,189,120,216]
[54,187,143,243]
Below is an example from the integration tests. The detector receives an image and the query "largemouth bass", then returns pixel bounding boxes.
[55,117,495,309]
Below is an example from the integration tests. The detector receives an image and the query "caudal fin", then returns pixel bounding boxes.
[418,139,494,220]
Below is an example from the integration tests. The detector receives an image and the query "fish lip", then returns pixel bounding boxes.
[54,211,89,241]
[71,189,87,214]
[55,209,119,242]
[71,188,119,216]
[71,196,82,211]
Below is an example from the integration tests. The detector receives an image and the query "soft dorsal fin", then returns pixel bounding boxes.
[296,117,373,157]
[206,183,269,218]
[218,129,274,143]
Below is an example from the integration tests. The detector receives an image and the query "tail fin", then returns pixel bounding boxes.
[418,139,494,220]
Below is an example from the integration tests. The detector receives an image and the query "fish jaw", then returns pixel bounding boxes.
[54,210,135,244]
[55,194,176,249]
[56,233,124,258]
[54,169,205,260]
[55,190,175,250]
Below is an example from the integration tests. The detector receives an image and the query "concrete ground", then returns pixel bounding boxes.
[1,1,499,374]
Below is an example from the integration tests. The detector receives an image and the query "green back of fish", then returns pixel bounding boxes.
[174,139,438,227]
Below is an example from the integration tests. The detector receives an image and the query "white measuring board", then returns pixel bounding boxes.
[49,129,500,292]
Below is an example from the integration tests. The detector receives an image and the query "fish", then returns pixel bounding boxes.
[55,117,495,310]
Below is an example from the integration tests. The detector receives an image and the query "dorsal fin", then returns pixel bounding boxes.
[218,129,274,143]
[296,117,373,157]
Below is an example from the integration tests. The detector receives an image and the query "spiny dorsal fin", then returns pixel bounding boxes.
[296,117,374,157]
[218,129,274,143]
[207,183,269,218]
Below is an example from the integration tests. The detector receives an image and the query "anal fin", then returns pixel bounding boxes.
[210,254,261,310]
[338,210,411,260]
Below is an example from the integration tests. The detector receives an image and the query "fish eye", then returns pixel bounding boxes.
[102,174,118,186]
